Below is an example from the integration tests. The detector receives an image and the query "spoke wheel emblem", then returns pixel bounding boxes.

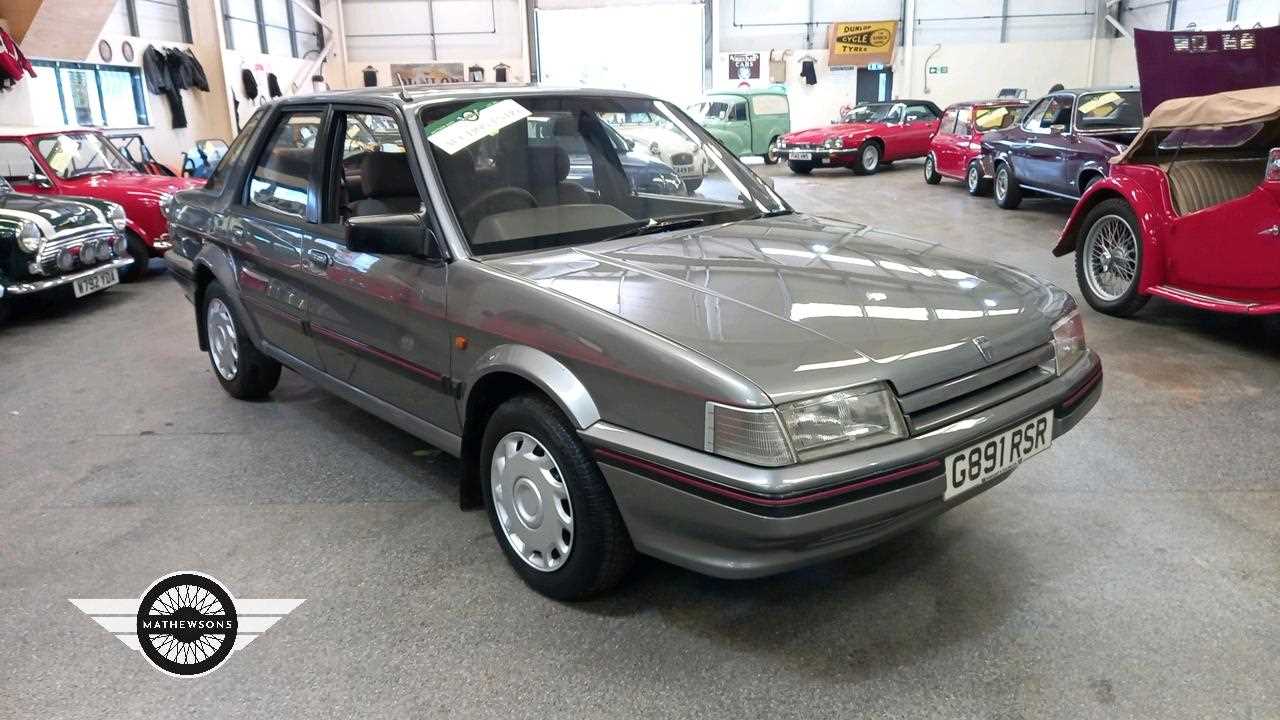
[136,573,238,677]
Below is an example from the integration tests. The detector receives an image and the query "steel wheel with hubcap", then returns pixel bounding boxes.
[854,142,881,175]
[967,162,989,195]
[994,163,1022,208]
[1074,198,1149,316]
[480,394,635,600]
[762,137,780,165]
[490,431,574,572]
[923,154,941,184]
[201,281,282,398]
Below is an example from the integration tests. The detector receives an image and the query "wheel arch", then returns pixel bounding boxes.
[191,244,260,352]
[458,346,602,509]
[1056,181,1168,290]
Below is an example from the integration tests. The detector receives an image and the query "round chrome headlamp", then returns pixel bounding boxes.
[57,249,75,271]
[80,241,100,266]
[96,239,115,262]
[17,220,41,253]
[108,203,127,230]
[649,141,661,156]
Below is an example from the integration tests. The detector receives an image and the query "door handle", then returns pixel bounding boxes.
[1259,225,1280,237]
[306,248,332,270]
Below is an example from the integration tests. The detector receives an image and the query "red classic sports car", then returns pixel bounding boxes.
[923,99,1029,194]
[0,127,203,280]
[775,100,942,175]
[1054,85,1280,317]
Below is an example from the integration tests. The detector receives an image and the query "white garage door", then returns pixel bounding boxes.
[535,4,704,106]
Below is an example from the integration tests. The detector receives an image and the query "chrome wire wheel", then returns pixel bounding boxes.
[968,165,981,192]
[1083,213,1139,302]
[206,297,239,381]
[490,431,574,572]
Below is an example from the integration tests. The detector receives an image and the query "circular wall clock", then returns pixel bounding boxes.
[121,41,135,63]
[99,39,113,63]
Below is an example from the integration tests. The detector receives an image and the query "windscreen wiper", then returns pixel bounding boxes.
[605,217,706,241]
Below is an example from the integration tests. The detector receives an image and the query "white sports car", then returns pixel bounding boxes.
[602,111,707,192]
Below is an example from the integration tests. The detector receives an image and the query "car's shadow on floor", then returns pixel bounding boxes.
[1118,299,1280,357]
[574,519,1027,681]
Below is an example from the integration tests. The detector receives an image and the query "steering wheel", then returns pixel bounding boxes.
[458,187,538,232]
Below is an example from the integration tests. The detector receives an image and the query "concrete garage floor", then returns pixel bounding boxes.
[3,159,1279,719]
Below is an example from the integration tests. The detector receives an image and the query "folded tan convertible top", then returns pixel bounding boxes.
[1118,85,1280,162]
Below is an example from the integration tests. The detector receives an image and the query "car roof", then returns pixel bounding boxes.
[0,125,92,137]
[706,87,788,97]
[1047,85,1140,97]
[947,99,1030,109]
[277,83,660,112]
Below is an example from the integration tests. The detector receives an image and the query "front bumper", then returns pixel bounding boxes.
[584,350,1102,578]
[776,146,856,163]
[1,256,134,297]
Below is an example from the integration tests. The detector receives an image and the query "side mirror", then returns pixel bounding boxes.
[346,212,434,257]
[1266,148,1280,183]
[27,172,53,188]
[1049,124,1067,134]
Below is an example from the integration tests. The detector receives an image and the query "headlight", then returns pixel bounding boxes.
[777,138,788,149]
[17,220,41,253]
[705,384,907,466]
[778,384,906,460]
[158,193,174,219]
[648,141,661,156]
[108,203,127,230]
[1051,310,1087,375]
[823,136,844,149]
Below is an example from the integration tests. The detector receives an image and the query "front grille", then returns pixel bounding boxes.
[36,226,118,274]
[786,143,815,150]
[898,344,1055,435]
[671,152,694,166]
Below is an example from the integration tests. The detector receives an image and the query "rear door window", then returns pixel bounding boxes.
[247,111,324,220]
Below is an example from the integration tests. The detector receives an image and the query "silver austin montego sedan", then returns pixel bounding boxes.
[165,86,1102,599]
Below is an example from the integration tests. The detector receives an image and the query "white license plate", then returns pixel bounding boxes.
[944,410,1053,501]
[73,267,119,298]
[674,165,699,177]
[791,151,813,160]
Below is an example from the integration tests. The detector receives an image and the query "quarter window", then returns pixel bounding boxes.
[955,110,972,136]
[0,142,42,182]
[939,110,959,135]
[248,112,323,219]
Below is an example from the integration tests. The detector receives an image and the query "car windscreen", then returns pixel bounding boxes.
[1075,91,1143,131]
[973,105,1021,131]
[841,103,900,123]
[36,133,134,179]
[0,175,11,193]
[420,95,786,256]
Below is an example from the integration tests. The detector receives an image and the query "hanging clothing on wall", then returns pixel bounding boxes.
[0,28,36,90]
[769,49,791,84]
[267,73,282,98]
[242,69,259,102]
[362,66,378,87]
[800,58,817,85]
[142,45,186,128]
[181,49,209,91]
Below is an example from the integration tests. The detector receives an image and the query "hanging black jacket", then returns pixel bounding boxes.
[181,49,209,91]
[141,45,187,129]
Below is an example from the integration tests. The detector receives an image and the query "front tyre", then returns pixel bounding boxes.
[967,161,991,196]
[481,394,635,600]
[993,162,1022,209]
[1076,198,1149,317]
[923,154,941,184]
[762,137,780,165]
[203,281,281,399]
[120,231,149,282]
[854,142,881,175]
[787,160,813,175]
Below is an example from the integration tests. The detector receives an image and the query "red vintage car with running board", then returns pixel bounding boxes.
[923,99,1029,194]
[775,100,942,175]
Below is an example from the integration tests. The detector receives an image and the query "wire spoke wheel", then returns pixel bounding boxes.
[490,431,574,572]
[206,298,239,380]
[1083,214,1139,302]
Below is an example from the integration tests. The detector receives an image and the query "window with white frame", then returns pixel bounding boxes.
[103,0,193,43]
[28,61,150,128]
[222,0,324,58]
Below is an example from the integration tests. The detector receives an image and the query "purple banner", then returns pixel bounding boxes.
[1134,26,1280,113]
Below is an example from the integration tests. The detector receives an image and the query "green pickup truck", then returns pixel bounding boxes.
[688,88,791,164]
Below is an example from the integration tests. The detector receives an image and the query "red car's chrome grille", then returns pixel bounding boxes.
[898,344,1056,435]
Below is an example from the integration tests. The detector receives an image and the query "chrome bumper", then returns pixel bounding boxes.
[1,256,134,297]
[777,147,849,158]
[584,351,1103,578]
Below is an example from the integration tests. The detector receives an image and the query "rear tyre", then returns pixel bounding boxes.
[1075,198,1149,317]
[481,394,635,600]
[203,281,282,399]
[993,163,1022,209]
[787,161,813,175]
[923,154,941,184]
[967,162,991,196]
[853,142,881,175]
[120,231,149,282]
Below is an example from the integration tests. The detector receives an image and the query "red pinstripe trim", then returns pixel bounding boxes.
[594,447,941,508]
[1062,362,1103,410]
[310,324,443,382]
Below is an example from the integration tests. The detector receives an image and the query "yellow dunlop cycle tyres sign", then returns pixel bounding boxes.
[827,21,898,67]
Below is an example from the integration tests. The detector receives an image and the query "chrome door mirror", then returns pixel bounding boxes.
[27,172,53,188]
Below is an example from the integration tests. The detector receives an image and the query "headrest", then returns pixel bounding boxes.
[526,145,571,183]
[361,151,417,198]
